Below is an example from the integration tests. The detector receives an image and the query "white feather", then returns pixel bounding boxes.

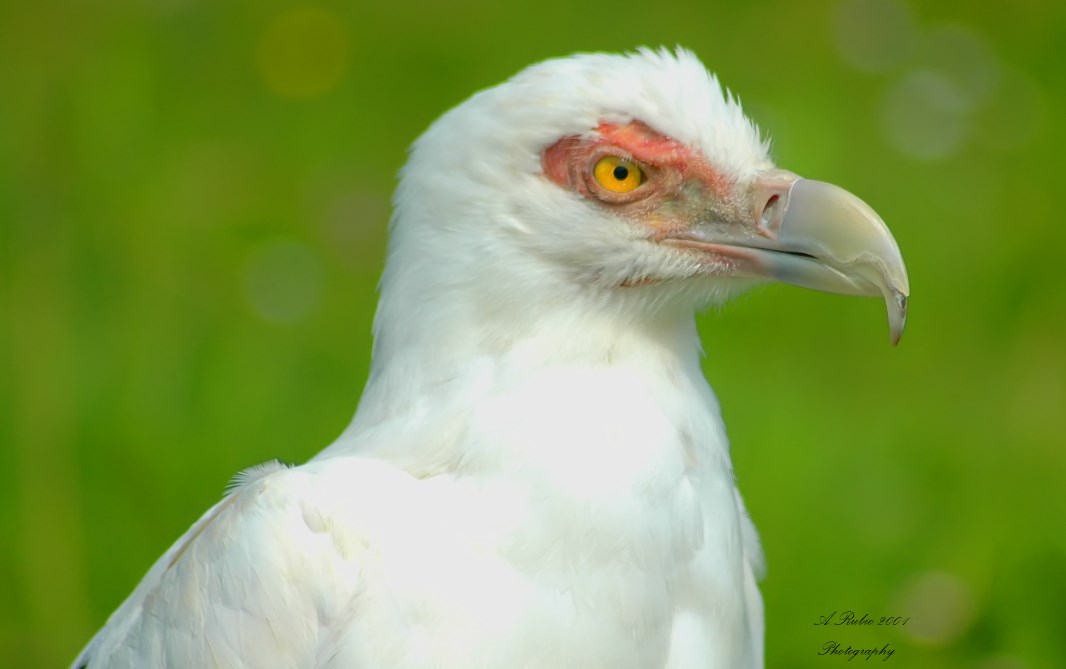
[74,48,768,669]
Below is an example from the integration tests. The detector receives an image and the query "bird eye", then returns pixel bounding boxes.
[593,156,643,193]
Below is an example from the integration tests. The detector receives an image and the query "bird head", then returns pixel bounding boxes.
[375,48,908,366]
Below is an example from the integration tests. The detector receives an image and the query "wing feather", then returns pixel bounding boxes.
[734,488,765,668]
[71,459,389,669]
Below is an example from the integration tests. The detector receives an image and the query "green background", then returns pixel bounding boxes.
[2,0,1063,667]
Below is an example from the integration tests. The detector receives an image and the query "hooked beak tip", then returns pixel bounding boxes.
[888,290,908,346]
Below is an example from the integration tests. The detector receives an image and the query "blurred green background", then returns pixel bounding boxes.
[2,0,1063,667]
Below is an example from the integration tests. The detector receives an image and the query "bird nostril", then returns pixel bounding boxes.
[760,194,781,228]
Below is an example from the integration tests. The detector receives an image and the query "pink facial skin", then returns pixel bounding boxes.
[543,121,731,206]
[541,120,751,285]
[541,119,791,240]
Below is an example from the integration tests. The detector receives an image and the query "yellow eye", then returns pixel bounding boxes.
[593,156,643,193]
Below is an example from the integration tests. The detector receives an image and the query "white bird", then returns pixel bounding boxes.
[72,47,908,669]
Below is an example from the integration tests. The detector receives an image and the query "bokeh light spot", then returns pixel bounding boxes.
[880,70,970,161]
[978,657,1028,669]
[243,239,324,325]
[833,0,916,73]
[895,571,976,646]
[258,7,349,99]
[921,25,1002,111]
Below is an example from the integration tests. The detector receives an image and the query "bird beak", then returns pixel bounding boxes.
[663,170,910,345]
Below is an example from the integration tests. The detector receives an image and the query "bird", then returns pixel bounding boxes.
[71,47,908,669]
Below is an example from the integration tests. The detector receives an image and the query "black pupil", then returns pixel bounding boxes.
[612,165,629,181]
